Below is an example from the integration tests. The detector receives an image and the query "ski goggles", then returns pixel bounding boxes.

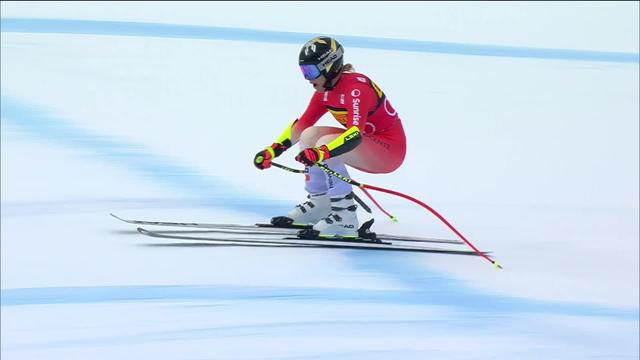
[299,64,322,80]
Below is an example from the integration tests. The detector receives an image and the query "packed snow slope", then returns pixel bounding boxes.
[1,2,638,359]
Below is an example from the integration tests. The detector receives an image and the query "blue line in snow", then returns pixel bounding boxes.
[1,284,637,321]
[1,18,638,63]
[0,95,289,215]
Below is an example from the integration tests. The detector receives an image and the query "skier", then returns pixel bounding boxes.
[254,36,407,238]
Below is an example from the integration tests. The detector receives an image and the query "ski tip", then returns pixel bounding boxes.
[390,216,398,222]
[137,227,149,235]
[492,260,503,270]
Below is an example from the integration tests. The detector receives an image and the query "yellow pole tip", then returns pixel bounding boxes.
[492,261,502,269]
[390,216,398,222]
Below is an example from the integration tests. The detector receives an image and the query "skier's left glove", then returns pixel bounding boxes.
[254,142,289,170]
[295,145,331,167]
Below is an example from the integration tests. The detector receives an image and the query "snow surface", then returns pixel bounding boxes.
[1,2,639,359]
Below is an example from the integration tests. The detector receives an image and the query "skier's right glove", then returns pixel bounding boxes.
[254,142,289,170]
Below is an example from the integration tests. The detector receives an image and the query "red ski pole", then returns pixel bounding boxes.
[271,161,502,269]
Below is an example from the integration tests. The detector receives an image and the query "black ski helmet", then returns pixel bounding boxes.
[298,36,344,84]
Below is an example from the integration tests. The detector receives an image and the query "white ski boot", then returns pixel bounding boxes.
[312,192,360,238]
[270,192,331,227]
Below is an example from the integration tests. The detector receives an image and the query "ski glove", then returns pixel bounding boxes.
[295,145,331,167]
[254,142,289,170]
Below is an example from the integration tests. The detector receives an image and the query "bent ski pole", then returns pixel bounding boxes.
[271,161,502,269]
[270,162,383,217]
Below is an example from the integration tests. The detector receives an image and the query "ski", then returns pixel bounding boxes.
[110,213,463,245]
[136,227,484,256]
